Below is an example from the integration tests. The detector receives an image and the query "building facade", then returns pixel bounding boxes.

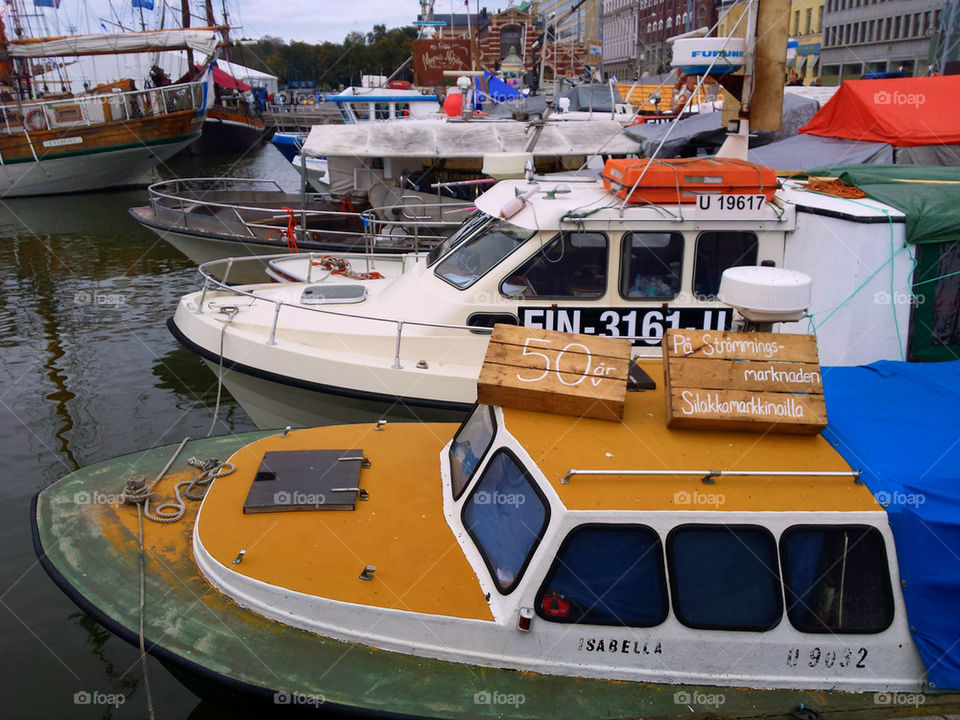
[637,0,716,74]
[602,0,640,79]
[820,0,947,81]
[475,7,582,78]
[790,0,825,84]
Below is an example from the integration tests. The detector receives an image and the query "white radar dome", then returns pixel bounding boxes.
[718,266,812,324]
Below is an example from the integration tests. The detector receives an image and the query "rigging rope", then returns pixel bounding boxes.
[122,437,236,720]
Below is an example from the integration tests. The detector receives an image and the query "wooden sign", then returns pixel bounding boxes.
[662,329,826,434]
[477,324,632,422]
[413,39,473,86]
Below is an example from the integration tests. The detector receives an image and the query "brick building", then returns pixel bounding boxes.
[637,0,716,74]
[476,7,583,78]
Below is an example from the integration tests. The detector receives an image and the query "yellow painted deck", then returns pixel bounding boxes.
[503,361,880,513]
[196,424,494,621]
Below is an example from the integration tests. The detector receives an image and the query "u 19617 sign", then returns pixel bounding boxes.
[477,324,632,421]
[662,329,827,434]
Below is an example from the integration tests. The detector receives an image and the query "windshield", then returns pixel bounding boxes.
[427,210,491,266]
[435,220,534,290]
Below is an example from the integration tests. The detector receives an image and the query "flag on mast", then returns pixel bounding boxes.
[132,0,156,8]
[34,0,63,8]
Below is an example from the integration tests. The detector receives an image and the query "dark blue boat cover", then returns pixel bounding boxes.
[822,360,960,690]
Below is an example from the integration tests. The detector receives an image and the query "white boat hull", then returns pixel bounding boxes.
[200,359,467,428]
[0,135,198,198]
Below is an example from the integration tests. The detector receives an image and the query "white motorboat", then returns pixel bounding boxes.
[169,156,938,430]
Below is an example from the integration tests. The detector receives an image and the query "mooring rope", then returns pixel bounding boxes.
[122,438,236,719]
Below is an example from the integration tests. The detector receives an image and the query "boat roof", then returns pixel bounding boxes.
[473,177,794,231]
[471,175,911,231]
[803,164,960,244]
[502,361,877,514]
[300,119,639,159]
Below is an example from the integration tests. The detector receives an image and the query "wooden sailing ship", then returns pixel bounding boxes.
[0,5,216,196]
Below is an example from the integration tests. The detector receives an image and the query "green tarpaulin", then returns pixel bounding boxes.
[808,164,960,245]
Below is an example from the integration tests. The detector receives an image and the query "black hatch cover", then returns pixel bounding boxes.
[242,449,367,513]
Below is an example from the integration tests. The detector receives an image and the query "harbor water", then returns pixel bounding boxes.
[1,146,302,719]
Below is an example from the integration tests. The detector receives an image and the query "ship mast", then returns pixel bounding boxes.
[182,0,193,70]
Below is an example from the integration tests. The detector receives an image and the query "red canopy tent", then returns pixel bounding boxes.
[196,64,252,92]
[799,75,960,147]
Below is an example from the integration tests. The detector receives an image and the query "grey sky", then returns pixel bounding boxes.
[20,1,433,45]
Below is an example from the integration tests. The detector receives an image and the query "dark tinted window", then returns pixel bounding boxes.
[462,450,549,594]
[427,210,489,266]
[501,232,608,298]
[693,231,758,298]
[668,525,782,631]
[537,525,668,626]
[435,220,533,289]
[449,405,496,500]
[781,525,894,634]
[620,232,683,299]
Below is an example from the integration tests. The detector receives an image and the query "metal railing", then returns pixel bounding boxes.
[146,177,475,252]
[194,253,493,370]
[0,80,204,136]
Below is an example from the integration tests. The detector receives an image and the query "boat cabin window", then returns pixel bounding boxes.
[693,232,759,298]
[780,525,894,634]
[619,232,683,300]
[449,405,497,500]
[667,525,782,631]
[427,210,490,266]
[500,232,608,298]
[536,524,668,626]
[435,221,534,289]
[461,449,549,594]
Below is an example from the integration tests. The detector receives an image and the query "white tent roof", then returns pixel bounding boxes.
[302,119,639,159]
[35,52,277,94]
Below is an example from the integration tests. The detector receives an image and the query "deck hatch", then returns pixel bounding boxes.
[300,284,367,304]
[242,449,365,513]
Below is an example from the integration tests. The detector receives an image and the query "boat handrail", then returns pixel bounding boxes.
[194,254,494,368]
[559,468,863,484]
[147,177,288,194]
[0,80,204,134]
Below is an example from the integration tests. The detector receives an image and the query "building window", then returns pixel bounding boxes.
[667,525,782,631]
[805,8,812,34]
[500,24,522,59]
[781,526,895,634]
[501,232,608,299]
[794,10,800,35]
[536,524,669,626]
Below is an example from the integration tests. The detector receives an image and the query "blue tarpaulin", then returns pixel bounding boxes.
[473,71,522,108]
[822,360,960,690]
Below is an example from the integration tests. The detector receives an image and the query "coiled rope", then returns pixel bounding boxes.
[122,438,236,720]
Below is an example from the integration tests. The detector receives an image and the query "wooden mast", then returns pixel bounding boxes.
[182,0,194,70]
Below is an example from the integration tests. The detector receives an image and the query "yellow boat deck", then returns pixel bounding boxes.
[196,423,495,620]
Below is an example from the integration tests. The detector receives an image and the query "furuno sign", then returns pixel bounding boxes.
[662,329,827,434]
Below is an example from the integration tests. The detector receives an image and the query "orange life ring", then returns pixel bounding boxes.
[339,198,355,214]
[25,107,47,131]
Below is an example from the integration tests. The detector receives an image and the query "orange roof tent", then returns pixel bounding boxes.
[799,75,960,147]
